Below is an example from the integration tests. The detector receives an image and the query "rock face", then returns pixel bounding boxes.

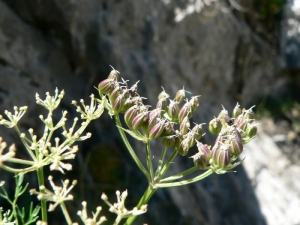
[0,0,298,225]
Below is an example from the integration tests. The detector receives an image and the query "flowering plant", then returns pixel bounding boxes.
[0,67,257,224]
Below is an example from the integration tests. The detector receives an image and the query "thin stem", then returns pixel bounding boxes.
[0,165,37,174]
[7,158,35,165]
[60,202,72,225]
[114,114,150,180]
[145,142,154,182]
[155,169,214,188]
[14,126,37,161]
[157,150,178,181]
[154,146,167,180]
[36,168,47,222]
[160,166,199,182]
[124,186,157,225]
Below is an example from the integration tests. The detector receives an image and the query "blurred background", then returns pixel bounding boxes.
[0,0,299,224]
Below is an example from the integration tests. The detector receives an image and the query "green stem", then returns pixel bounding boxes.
[114,114,150,180]
[157,150,178,181]
[155,169,214,188]
[160,166,199,182]
[36,168,47,222]
[154,146,167,180]
[124,186,157,225]
[145,142,154,181]
[60,202,72,225]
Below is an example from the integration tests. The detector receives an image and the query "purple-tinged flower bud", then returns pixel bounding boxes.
[109,87,121,105]
[158,88,170,100]
[132,112,148,130]
[98,79,116,95]
[149,119,166,140]
[156,97,168,113]
[233,116,247,131]
[208,117,222,135]
[180,117,190,135]
[124,105,140,127]
[191,124,204,141]
[108,67,119,81]
[167,100,179,120]
[147,108,162,131]
[212,144,230,169]
[193,142,211,169]
[178,102,192,122]
[228,134,243,157]
[113,93,126,113]
[175,88,185,103]
[232,103,242,118]
[246,123,257,139]
[218,108,231,127]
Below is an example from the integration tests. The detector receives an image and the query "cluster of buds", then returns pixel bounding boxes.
[193,103,258,173]
[98,68,203,155]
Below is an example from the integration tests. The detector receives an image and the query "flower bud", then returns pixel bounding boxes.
[189,96,199,113]
[243,107,255,122]
[228,134,243,157]
[113,93,126,113]
[132,112,148,130]
[147,108,162,131]
[149,119,166,140]
[246,123,257,139]
[109,87,121,105]
[208,117,222,135]
[124,105,140,127]
[179,117,190,135]
[156,97,168,113]
[175,88,185,103]
[162,135,179,148]
[193,142,211,169]
[108,67,119,81]
[161,121,174,137]
[191,124,203,141]
[178,102,192,122]
[158,88,170,100]
[232,103,242,118]
[212,144,230,169]
[98,79,116,95]
[167,100,179,120]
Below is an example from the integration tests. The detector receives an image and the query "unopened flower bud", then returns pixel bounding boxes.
[178,102,192,122]
[147,108,162,131]
[243,107,255,122]
[167,100,179,120]
[232,103,242,118]
[158,88,170,100]
[108,67,119,81]
[109,87,121,105]
[149,119,166,140]
[124,106,140,127]
[246,123,257,139]
[212,144,230,169]
[209,117,222,135]
[98,79,116,95]
[191,124,203,141]
[113,94,126,113]
[162,135,178,148]
[161,121,174,137]
[156,97,168,112]
[132,112,148,130]
[228,134,243,157]
[175,88,185,103]
[179,117,190,135]
[189,96,200,113]
[193,142,211,169]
